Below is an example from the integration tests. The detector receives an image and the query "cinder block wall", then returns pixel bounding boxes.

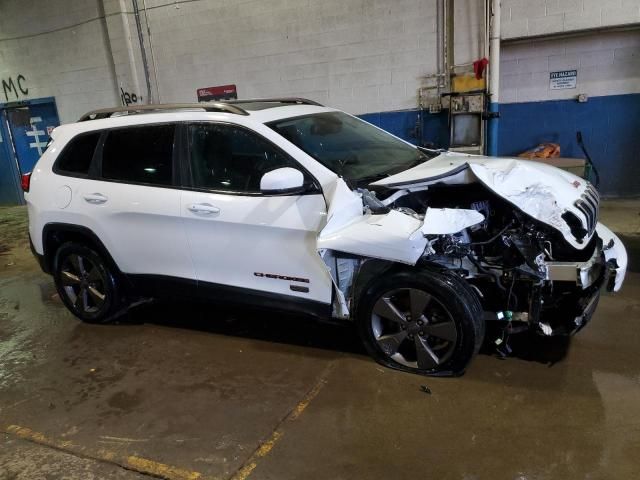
[497,30,640,196]
[501,0,640,39]
[1,0,487,122]
[0,0,120,122]
[144,0,440,114]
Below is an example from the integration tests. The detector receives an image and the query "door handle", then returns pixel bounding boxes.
[83,193,108,204]
[187,203,220,215]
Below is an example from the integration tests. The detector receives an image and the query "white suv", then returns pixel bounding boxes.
[24,98,627,376]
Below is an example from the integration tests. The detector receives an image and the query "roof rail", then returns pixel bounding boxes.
[78,102,249,122]
[226,97,324,106]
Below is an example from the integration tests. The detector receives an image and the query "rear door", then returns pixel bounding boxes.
[180,122,332,306]
[74,123,195,287]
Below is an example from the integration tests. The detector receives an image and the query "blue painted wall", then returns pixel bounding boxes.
[360,93,640,196]
[497,93,640,197]
[359,109,449,149]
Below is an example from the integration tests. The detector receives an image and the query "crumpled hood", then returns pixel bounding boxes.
[373,152,596,249]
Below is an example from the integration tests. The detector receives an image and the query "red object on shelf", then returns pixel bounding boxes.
[473,57,489,79]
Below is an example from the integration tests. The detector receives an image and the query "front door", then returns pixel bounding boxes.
[180,122,332,305]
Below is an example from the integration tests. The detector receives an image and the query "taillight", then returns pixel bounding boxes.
[21,172,31,192]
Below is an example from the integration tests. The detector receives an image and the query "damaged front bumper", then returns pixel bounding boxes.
[546,222,627,293]
[539,222,627,335]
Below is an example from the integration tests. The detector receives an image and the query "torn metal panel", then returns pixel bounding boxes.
[371,153,474,188]
[318,210,427,265]
[373,152,598,250]
[317,249,351,319]
[421,208,485,235]
[596,222,627,292]
[467,160,582,248]
[320,178,363,236]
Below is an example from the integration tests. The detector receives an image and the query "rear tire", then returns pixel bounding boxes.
[356,268,484,376]
[53,242,123,323]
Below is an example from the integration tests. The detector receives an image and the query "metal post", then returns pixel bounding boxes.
[444,0,454,93]
[487,0,501,156]
[132,0,153,104]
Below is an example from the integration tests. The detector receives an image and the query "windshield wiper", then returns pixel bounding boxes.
[355,172,391,186]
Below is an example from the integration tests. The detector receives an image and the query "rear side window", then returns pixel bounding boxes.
[55,132,101,175]
[101,124,175,186]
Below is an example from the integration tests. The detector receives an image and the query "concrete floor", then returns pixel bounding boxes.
[0,202,639,480]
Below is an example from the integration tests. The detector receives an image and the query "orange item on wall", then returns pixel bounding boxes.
[518,143,561,159]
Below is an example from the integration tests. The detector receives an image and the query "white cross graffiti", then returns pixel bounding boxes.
[25,116,47,155]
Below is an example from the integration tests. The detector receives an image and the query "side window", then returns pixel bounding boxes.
[188,124,300,193]
[101,124,175,186]
[54,132,101,176]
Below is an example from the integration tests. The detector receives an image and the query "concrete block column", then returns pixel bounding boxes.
[101,0,153,105]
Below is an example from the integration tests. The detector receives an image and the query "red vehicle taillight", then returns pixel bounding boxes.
[21,172,32,192]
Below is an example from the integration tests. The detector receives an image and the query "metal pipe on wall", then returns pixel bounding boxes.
[444,0,454,92]
[487,0,501,156]
[436,0,445,90]
[141,0,161,103]
[132,0,153,104]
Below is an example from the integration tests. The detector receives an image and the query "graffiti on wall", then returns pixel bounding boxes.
[120,87,141,106]
[1,75,28,102]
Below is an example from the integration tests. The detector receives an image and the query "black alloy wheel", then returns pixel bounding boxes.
[54,242,121,323]
[357,268,485,376]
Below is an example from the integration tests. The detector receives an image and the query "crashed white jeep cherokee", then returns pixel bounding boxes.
[24,98,627,376]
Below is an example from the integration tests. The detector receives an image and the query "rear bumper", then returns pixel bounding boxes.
[29,234,50,274]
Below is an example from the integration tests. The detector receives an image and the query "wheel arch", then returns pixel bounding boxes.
[42,223,123,276]
[350,259,414,318]
[350,258,482,318]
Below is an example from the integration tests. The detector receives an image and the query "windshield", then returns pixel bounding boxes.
[267,112,434,184]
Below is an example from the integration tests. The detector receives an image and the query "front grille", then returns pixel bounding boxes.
[573,183,599,237]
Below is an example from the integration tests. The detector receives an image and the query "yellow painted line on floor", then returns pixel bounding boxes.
[290,377,328,421]
[4,424,207,480]
[229,360,337,480]
[230,461,258,480]
[127,455,202,480]
[229,428,286,480]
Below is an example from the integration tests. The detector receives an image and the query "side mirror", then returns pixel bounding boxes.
[260,167,305,194]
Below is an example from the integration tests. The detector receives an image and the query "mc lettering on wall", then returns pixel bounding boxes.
[1,75,28,101]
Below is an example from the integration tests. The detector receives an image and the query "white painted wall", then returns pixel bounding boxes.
[453,0,486,66]
[0,0,120,122]
[2,0,638,124]
[143,0,441,114]
[500,29,640,103]
[1,0,489,122]
[502,0,640,40]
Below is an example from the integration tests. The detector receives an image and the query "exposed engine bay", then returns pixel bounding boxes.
[372,183,602,336]
[317,156,627,343]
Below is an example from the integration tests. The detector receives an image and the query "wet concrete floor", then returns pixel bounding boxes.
[1,204,639,479]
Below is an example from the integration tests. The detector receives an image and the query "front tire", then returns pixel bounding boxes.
[356,268,484,376]
[53,242,122,323]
